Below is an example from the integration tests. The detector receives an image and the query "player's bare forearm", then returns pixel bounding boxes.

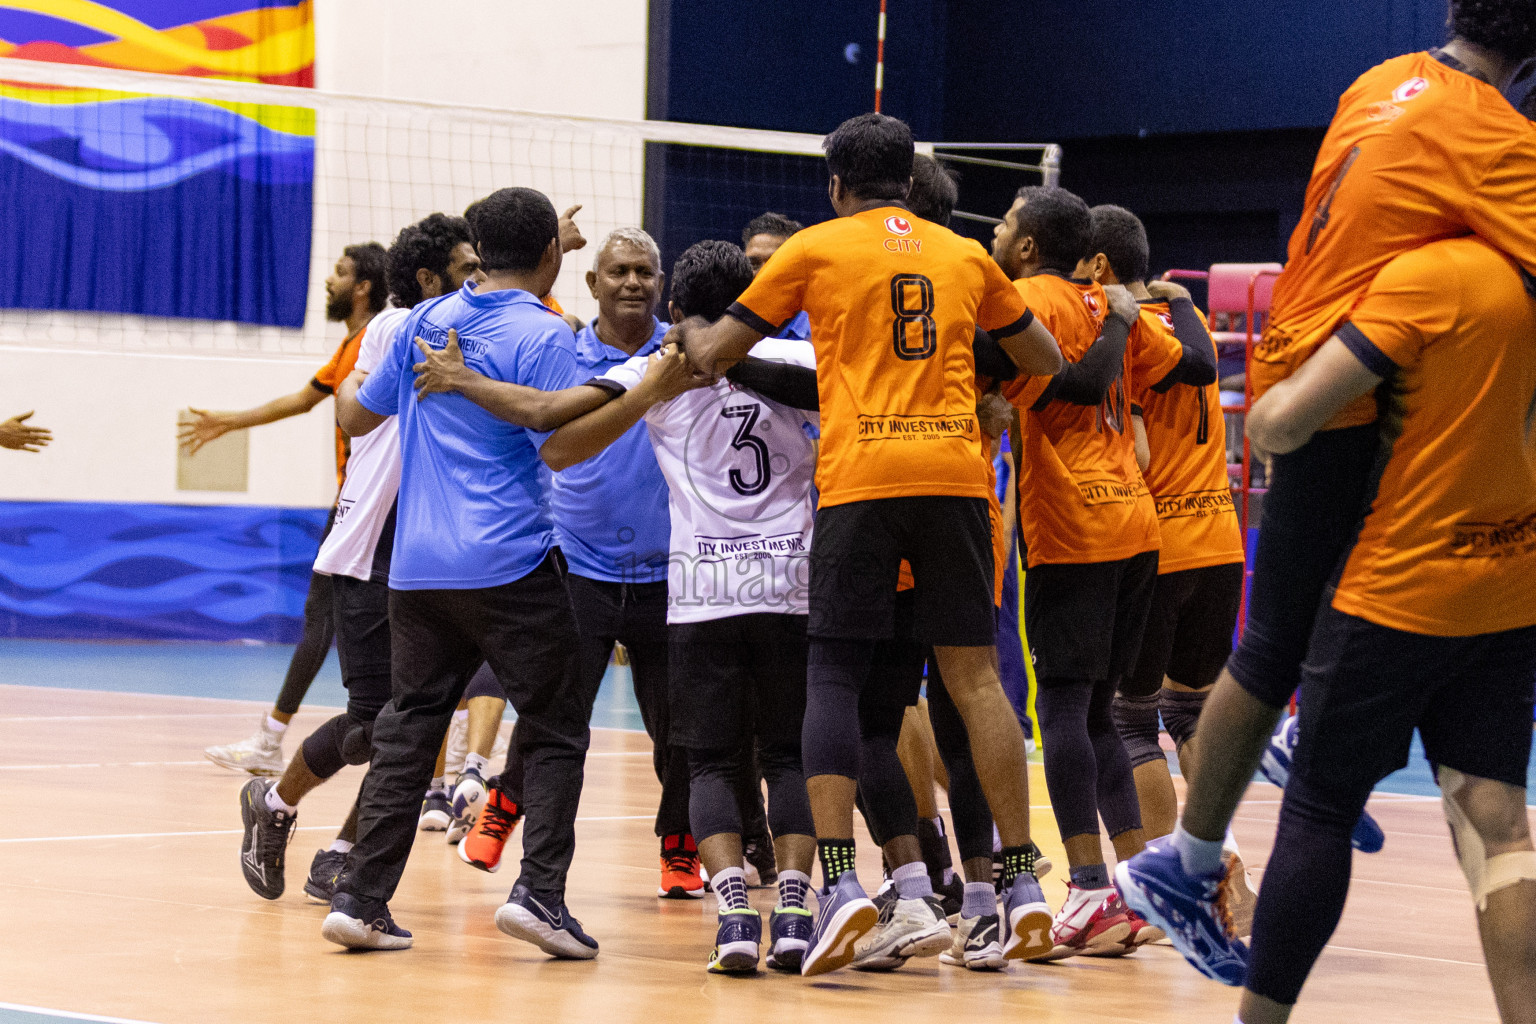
[994,317,1064,377]
[1132,413,1151,472]
[235,387,327,428]
[1246,336,1382,455]
[679,314,765,376]
[540,388,644,471]
[454,374,610,433]
[336,371,386,437]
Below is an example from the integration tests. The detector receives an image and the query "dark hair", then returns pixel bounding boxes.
[1088,204,1150,285]
[1013,185,1093,273]
[741,212,804,247]
[907,153,959,226]
[670,240,755,321]
[822,112,914,202]
[1449,0,1536,61]
[386,214,474,309]
[464,187,559,274]
[343,242,389,313]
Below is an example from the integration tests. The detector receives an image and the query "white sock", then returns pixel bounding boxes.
[264,714,288,735]
[713,866,749,910]
[328,839,353,854]
[892,860,934,900]
[1172,824,1225,877]
[464,752,489,777]
[452,708,469,724]
[429,776,445,793]
[992,823,1002,854]
[265,784,297,815]
[1223,828,1242,859]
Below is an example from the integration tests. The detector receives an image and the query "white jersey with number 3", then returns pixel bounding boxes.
[597,338,817,624]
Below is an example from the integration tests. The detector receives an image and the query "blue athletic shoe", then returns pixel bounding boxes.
[707,908,762,974]
[321,892,413,951]
[801,872,878,977]
[1260,715,1385,853]
[1114,841,1247,985]
[494,883,599,960]
[999,870,1054,960]
[766,906,814,972]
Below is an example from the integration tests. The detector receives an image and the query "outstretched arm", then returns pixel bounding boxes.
[178,384,327,454]
[541,347,703,471]
[412,329,610,431]
[0,410,51,452]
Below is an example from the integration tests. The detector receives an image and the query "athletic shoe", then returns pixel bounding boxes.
[1221,851,1258,939]
[707,908,762,974]
[801,873,879,977]
[445,713,469,777]
[1085,893,1158,957]
[1114,840,1248,985]
[852,889,951,969]
[205,716,284,776]
[447,767,488,844]
[458,788,521,873]
[743,836,778,888]
[658,834,705,899]
[238,778,296,900]
[1261,714,1385,853]
[1028,884,1132,962]
[417,788,451,832]
[766,906,813,972]
[933,873,965,922]
[494,883,599,960]
[322,892,412,951]
[999,870,1054,960]
[939,912,1007,971]
[303,848,347,904]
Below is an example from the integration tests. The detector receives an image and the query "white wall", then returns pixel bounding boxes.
[313,0,649,120]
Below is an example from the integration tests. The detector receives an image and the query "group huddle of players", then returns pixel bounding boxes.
[225,4,1536,1021]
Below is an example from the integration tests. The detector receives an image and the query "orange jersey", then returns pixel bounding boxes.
[312,324,367,490]
[541,294,564,314]
[1256,51,1536,429]
[1332,237,1536,636]
[731,206,1033,508]
[1004,273,1160,567]
[1132,302,1244,574]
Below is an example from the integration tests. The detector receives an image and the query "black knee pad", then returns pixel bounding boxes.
[341,719,373,765]
[1111,691,1165,768]
[300,713,352,779]
[1159,687,1209,751]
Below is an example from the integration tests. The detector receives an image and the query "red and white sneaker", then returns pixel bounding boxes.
[1028,884,1132,962]
[658,834,705,899]
[458,789,521,873]
[1087,894,1163,956]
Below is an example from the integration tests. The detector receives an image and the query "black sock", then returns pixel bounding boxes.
[999,843,1039,886]
[1070,862,1111,890]
[818,839,858,885]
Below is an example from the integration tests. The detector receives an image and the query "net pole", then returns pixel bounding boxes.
[874,0,887,112]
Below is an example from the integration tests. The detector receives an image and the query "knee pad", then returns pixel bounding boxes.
[1111,691,1164,768]
[340,719,373,765]
[300,713,353,779]
[1440,767,1536,911]
[1159,687,1209,751]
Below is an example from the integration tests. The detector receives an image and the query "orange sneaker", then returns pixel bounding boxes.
[658,834,705,899]
[458,789,521,873]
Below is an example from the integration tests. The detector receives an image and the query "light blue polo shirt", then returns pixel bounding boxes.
[552,317,671,583]
[357,283,584,590]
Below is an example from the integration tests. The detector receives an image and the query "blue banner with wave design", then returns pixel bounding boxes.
[0,500,326,641]
[0,83,313,327]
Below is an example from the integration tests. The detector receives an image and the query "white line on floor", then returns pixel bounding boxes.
[0,713,261,722]
[0,814,655,844]
[1325,943,1484,968]
[0,761,210,771]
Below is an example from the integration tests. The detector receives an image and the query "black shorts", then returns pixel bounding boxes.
[1024,550,1158,682]
[1124,561,1245,697]
[1294,605,1536,794]
[331,573,393,720]
[810,495,995,647]
[868,589,926,708]
[668,613,809,749]
[1227,424,1381,708]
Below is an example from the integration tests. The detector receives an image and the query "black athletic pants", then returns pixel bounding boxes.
[342,554,597,904]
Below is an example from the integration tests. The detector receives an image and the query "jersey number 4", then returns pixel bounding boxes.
[722,404,772,497]
[890,274,936,361]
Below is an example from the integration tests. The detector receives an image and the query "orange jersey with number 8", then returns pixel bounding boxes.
[729,206,1034,509]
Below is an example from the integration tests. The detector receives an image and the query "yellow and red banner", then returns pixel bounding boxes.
[0,1,312,86]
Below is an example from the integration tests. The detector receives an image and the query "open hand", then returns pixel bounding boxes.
[0,411,51,452]
[1145,279,1192,302]
[178,407,231,454]
[413,329,469,400]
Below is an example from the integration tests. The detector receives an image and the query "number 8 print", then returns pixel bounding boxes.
[890,273,936,361]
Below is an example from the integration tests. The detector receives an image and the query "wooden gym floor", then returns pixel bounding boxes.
[0,674,1522,1024]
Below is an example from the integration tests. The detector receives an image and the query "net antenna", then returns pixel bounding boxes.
[874,0,888,113]
[933,143,1063,227]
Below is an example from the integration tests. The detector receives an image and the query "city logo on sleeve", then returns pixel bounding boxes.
[1392,77,1429,102]
[1082,290,1103,317]
[884,215,913,236]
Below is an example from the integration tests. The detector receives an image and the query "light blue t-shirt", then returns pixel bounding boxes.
[552,317,671,584]
[357,284,584,590]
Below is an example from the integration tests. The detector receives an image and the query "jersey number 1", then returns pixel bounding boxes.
[890,274,936,361]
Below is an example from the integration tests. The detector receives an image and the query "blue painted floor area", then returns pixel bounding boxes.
[0,1005,156,1024]
[0,638,647,733]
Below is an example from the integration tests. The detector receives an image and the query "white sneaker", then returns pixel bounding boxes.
[445,714,469,777]
[940,912,1007,971]
[852,892,951,968]
[204,716,284,776]
[1029,884,1132,962]
[446,768,488,844]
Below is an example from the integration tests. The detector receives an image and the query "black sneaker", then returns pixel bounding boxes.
[239,778,296,900]
[303,848,348,904]
[933,873,964,922]
[743,836,778,888]
[321,892,413,950]
[917,817,955,889]
[494,883,599,959]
